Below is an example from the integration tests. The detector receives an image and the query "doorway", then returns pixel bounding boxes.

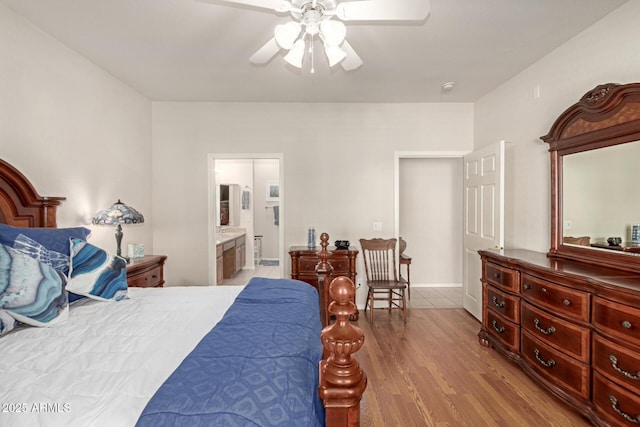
[394,151,469,305]
[207,154,284,286]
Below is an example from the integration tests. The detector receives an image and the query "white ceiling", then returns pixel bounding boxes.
[1,0,627,103]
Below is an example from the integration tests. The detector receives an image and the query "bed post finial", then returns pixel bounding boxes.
[316,232,333,326]
[319,276,367,427]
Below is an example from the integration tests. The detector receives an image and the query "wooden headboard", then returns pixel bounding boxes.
[0,159,65,227]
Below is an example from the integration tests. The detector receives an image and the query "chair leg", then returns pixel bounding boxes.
[402,288,407,323]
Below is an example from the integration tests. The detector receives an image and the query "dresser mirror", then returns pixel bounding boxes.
[542,82,640,273]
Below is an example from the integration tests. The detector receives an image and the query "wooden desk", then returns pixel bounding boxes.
[400,253,412,299]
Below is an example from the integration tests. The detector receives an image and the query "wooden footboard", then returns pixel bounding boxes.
[317,233,367,427]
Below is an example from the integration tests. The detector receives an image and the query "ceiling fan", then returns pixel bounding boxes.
[200,0,430,72]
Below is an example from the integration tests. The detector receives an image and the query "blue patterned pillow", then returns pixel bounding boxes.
[0,224,90,257]
[66,239,128,301]
[0,244,69,328]
[12,234,70,273]
[0,309,16,336]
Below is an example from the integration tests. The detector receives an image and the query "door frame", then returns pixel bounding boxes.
[207,153,285,285]
[393,151,471,285]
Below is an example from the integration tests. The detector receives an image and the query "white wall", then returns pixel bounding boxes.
[474,1,640,253]
[0,3,153,253]
[151,102,473,307]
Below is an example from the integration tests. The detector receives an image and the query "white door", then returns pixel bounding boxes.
[462,142,505,320]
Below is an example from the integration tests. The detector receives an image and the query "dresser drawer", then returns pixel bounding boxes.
[593,371,640,427]
[484,309,519,353]
[127,265,163,288]
[297,256,319,273]
[521,301,590,363]
[485,285,519,323]
[593,333,640,394]
[484,262,518,292]
[521,274,589,322]
[328,255,350,274]
[593,297,640,348]
[126,255,166,288]
[521,331,590,400]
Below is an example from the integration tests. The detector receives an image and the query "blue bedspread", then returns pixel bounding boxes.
[136,277,325,427]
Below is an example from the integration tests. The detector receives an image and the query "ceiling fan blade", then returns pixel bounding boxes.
[249,38,281,64]
[197,0,293,13]
[336,0,430,21]
[340,40,363,71]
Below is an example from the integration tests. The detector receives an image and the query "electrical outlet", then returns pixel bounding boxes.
[372,222,382,231]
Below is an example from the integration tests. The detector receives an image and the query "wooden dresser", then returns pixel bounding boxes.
[479,249,640,426]
[289,246,358,290]
[126,255,167,288]
[290,245,359,323]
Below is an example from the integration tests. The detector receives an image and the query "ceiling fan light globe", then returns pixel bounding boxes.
[284,39,305,68]
[325,45,346,67]
[274,22,302,49]
[320,20,346,46]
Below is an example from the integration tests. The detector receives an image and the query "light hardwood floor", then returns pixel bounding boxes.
[354,308,591,427]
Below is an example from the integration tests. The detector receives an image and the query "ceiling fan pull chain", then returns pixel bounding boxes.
[310,33,315,73]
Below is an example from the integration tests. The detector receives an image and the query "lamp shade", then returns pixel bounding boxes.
[324,45,347,67]
[92,200,144,226]
[284,39,305,68]
[320,20,346,47]
[274,22,301,50]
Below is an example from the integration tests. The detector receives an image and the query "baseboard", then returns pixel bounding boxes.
[410,283,462,288]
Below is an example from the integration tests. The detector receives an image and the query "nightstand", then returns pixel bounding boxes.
[126,255,167,288]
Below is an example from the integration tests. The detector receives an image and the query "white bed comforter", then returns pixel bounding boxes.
[0,286,244,427]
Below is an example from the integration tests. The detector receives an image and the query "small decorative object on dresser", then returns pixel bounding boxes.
[126,255,167,288]
[128,243,145,259]
[479,83,640,427]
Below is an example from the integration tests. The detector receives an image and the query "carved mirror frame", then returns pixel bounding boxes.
[541,82,640,273]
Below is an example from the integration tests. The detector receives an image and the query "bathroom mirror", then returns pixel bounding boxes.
[542,82,640,273]
[218,184,240,227]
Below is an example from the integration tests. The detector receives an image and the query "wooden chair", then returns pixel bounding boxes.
[359,238,407,322]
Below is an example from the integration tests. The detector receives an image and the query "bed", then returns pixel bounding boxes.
[0,158,366,427]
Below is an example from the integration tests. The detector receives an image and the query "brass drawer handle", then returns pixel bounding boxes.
[609,395,640,424]
[491,320,505,333]
[534,318,556,335]
[563,299,571,306]
[541,287,547,293]
[622,320,633,329]
[534,349,556,368]
[609,355,640,381]
[493,272,501,279]
[523,283,531,290]
[491,296,505,308]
